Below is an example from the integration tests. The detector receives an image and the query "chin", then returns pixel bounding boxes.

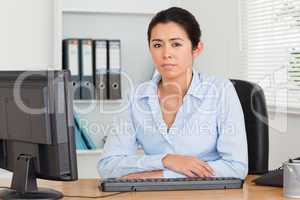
[159,70,181,80]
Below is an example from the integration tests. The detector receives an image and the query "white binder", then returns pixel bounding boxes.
[80,39,94,99]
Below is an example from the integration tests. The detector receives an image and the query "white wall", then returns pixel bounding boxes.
[179,0,300,169]
[178,0,242,79]
[268,111,300,168]
[0,0,61,70]
[63,0,178,14]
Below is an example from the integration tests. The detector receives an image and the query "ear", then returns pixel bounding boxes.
[192,42,204,59]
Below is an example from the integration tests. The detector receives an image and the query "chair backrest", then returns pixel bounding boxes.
[230,79,269,174]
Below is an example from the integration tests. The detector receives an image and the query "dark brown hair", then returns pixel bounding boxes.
[147,7,201,49]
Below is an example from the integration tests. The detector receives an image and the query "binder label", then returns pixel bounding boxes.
[68,40,79,76]
[95,41,107,73]
[109,41,121,71]
[82,40,93,76]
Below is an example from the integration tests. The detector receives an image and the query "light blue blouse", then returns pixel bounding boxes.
[97,69,248,179]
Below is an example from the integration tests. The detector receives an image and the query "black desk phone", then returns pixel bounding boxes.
[252,157,300,187]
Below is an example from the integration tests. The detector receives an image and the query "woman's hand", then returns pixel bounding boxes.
[162,154,214,177]
[121,170,163,179]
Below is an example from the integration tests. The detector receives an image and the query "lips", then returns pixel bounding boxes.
[161,64,176,70]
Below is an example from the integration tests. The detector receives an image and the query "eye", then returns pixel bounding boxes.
[172,42,182,47]
[153,43,161,48]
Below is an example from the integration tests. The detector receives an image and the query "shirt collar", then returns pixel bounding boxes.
[135,68,205,100]
[185,69,204,100]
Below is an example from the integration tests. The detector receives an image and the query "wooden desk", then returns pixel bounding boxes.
[0,176,290,200]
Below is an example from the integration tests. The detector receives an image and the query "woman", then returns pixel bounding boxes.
[98,7,248,179]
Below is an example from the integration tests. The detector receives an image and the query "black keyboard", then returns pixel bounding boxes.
[100,177,244,192]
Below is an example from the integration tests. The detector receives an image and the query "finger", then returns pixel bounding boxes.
[193,165,211,177]
[121,175,131,179]
[132,175,143,179]
[121,175,136,179]
[196,160,214,175]
[183,170,197,178]
[194,163,212,177]
[203,163,214,174]
[190,166,205,177]
[121,173,141,179]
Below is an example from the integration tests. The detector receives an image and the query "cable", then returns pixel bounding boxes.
[64,192,127,199]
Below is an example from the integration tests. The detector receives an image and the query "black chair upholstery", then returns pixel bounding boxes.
[230,79,269,174]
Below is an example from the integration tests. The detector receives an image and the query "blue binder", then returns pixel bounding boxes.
[74,121,88,150]
[74,114,96,150]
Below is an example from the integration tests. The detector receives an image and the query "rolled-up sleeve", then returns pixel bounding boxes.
[207,81,248,179]
[97,101,167,179]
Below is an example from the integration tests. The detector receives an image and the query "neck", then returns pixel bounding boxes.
[159,68,193,97]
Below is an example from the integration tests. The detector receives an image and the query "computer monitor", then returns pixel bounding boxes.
[0,70,78,199]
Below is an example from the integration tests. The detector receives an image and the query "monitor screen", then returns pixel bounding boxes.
[0,70,77,199]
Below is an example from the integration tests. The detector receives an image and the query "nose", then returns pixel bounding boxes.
[162,45,173,59]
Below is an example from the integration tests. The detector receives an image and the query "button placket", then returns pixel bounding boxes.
[148,96,172,144]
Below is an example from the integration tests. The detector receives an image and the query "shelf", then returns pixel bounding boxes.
[76,148,144,155]
[74,99,123,104]
[76,149,103,155]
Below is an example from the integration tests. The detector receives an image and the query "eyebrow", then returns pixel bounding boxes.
[151,38,184,42]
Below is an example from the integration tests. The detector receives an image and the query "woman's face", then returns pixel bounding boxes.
[149,22,202,80]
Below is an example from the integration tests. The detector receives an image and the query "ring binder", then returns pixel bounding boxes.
[63,39,81,100]
[94,40,108,100]
[79,39,94,99]
[108,40,121,100]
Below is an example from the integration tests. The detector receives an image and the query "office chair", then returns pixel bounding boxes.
[230,79,269,174]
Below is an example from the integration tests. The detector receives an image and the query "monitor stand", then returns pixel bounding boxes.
[0,154,63,200]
